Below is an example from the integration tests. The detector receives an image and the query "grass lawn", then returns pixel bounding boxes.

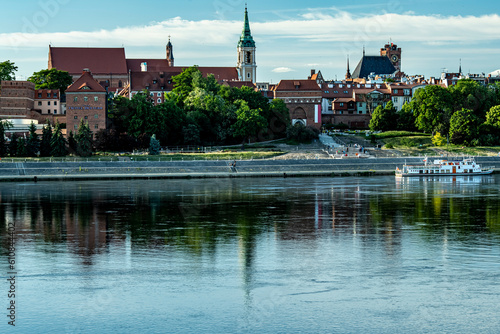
[0,151,285,163]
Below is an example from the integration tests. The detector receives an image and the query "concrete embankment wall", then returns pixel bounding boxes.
[1,157,500,181]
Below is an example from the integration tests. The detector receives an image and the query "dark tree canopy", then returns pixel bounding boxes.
[28,68,73,93]
[0,60,18,81]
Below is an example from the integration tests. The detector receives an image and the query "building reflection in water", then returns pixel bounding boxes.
[1,176,499,267]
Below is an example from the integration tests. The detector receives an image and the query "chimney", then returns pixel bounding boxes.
[311,69,316,76]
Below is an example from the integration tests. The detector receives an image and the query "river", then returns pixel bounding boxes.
[1,175,500,333]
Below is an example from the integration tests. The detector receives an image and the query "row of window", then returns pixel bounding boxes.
[37,101,57,106]
[73,96,99,102]
[37,93,58,98]
[74,115,99,119]
[74,124,99,129]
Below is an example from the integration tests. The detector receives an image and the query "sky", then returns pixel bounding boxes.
[1,0,499,83]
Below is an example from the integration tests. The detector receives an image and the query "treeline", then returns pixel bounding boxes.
[369,79,500,146]
[97,67,291,151]
[0,119,94,158]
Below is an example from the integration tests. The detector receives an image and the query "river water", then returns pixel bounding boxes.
[1,175,500,333]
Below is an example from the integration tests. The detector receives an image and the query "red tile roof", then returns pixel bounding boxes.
[126,59,172,72]
[49,47,128,75]
[66,71,106,93]
[275,80,322,91]
[197,67,239,82]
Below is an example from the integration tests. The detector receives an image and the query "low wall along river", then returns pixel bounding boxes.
[1,157,500,181]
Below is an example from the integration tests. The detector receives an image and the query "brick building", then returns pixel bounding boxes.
[273,80,323,130]
[34,89,61,115]
[0,81,35,117]
[65,70,107,135]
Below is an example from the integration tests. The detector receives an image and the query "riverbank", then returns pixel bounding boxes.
[1,157,500,182]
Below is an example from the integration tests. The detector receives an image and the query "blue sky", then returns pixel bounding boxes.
[1,0,499,82]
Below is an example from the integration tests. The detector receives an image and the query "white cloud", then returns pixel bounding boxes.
[272,67,295,73]
[1,11,500,49]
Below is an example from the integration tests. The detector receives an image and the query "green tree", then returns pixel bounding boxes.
[75,120,93,157]
[450,79,496,120]
[27,68,73,93]
[182,124,201,145]
[396,102,417,131]
[432,132,447,146]
[449,108,480,146]
[0,120,13,157]
[369,101,397,131]
[268,98,290,137]
[0,60,18,81]
[16,137,28,157]
[485,105,500,129]
[26,122,40,157]
[411,85,453,134]
[68,131,77,153]
[169,66,202,107]
[50,122,68,157]
[40,121,53,157]
[149,134,161,155]
[231,100,267,143]
[9,133,18,157]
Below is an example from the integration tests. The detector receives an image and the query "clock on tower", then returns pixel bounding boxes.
[381,43,402,72]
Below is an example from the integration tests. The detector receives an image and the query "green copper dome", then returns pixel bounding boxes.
[238,7,255,48]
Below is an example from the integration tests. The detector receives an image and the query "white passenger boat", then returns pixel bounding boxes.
[395,157,494,177]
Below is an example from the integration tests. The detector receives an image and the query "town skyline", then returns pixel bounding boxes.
[1,0,499,82]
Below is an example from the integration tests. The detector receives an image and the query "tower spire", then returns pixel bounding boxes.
[346,56,351,79]
[238,5,255,48]
[459,58,462,75]
[166,36,174,66]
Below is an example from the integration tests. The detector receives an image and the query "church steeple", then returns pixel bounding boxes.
[238,5,255,48]
[346,56,351,79]
[237,5,256,83]
[166,36,174,67]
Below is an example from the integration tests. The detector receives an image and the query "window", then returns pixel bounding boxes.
[247,73,251,78]
[94,124,99,129]
[94,96,98,102]
[38,101,42,106]
[324,91,329,94]
[74,116,78,119]
[393,97,399,103]
[157,98,161,103]
[54,101,57,106]
[118,81,122,88]
[153,80,157,84]
[53,93,57,98]
[74,125,78,129]
[47,110,51,114]
[157,92,161,97]
[340,103,344,107]
[344,91,348,94]
[84,116,88,119]
[84,96,88,102]
[394,89,398,94]
[94,114,98,119]
[47,101,51,106]
[150,93,154,97]
[404,89,410,95]
[333,91,339,94]
[54,110,57,114]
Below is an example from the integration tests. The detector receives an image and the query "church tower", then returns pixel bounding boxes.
[237,6,256,83]
[380,42,401,72]
[166,36,174,67]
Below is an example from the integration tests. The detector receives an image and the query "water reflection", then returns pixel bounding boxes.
[1,176,499,260]
[1,176,500,333]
